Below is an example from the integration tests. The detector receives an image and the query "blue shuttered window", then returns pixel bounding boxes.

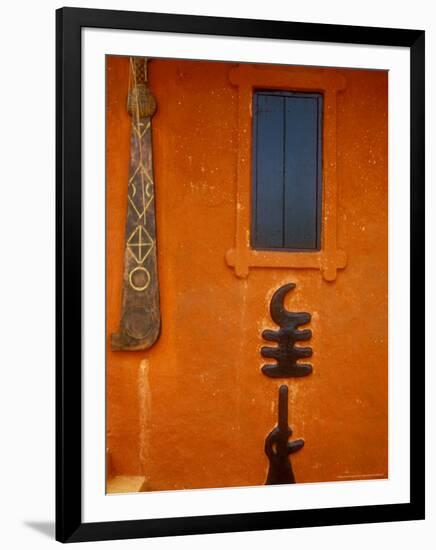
[252,90,323,251]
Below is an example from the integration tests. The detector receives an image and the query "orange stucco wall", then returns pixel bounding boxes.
[106,56,388,490]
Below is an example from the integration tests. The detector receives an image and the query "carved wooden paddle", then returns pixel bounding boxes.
[111,57,161,351]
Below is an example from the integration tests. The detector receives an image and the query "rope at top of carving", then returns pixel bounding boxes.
[127,57,157,119]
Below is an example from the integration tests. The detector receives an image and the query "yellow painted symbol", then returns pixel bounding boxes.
[129,266,151,291]
[127,225,154,264]
[128,161,154,221]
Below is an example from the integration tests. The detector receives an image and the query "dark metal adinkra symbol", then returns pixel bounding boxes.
[111,57,161,351]
[261,283,313,378]
[265,385,304,485]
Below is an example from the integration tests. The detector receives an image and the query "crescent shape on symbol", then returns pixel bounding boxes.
[269,283,296,326]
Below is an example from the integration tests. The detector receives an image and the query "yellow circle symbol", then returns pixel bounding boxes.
[129,266,150,291]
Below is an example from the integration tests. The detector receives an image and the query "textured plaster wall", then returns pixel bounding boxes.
[106,56,388,490]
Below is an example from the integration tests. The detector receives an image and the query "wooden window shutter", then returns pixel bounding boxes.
[252,91,323,251]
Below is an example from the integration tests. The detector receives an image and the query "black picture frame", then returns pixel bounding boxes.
[56,7,425,543]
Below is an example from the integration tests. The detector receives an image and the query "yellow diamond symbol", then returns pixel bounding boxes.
[127,225,154,264]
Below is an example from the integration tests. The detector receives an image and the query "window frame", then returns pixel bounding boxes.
[225,63,347,281]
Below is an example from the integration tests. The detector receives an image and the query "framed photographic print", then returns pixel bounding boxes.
[56,7,425,543]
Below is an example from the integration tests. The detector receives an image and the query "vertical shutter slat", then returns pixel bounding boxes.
[253,94,285,248]
[283,96,321,249]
